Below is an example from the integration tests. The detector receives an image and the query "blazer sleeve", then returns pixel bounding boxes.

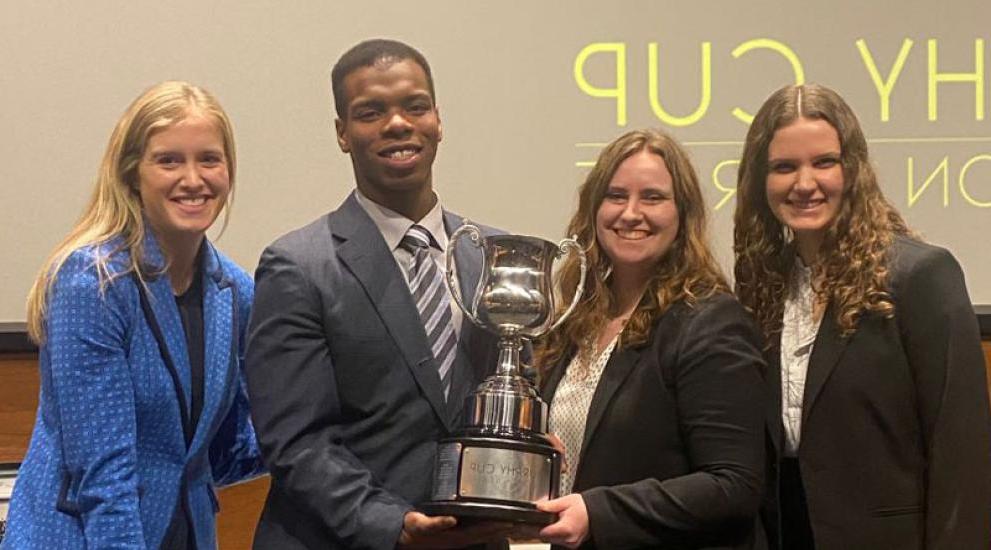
[46,251,147,548]
[582,296,766,548]
[894,245,991,549]
[245,243,410,550]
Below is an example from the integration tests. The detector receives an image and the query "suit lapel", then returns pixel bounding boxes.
[801,304,849,425]
[139,231,193,447]
[190,244,237,451]
[442,212,487,425]
[576,346,642,477]
[330,194,449,426]
[766,338,783,456]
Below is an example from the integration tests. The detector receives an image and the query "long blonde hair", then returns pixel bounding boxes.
[536,129,728,372]
[25,81,237,343]
[734,83,911,344]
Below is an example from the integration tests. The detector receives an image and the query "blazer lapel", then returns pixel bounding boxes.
[442,212,487,426]
[576,346,642,476]
[801,304,849,425]
[330,194,449,426]
[139,231,193,445]
[189,243,237,452]
[766,339,783,456]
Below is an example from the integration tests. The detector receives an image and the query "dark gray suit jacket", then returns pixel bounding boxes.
[541,293,767,550]
[762,236,991,549]
[245,193,500,549]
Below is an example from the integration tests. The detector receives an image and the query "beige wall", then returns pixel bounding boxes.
[2,0,989,321]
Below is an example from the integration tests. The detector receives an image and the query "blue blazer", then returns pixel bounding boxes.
[3,231,264,549]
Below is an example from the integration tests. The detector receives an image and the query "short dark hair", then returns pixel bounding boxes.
[331,38,435,119]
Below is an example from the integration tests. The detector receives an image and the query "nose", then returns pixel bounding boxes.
[382,110,414,136]
[180,161,206,188]
[793,165,817,194]
[619,199,644,223]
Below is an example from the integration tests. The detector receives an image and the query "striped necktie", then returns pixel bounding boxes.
[400,225,457,399]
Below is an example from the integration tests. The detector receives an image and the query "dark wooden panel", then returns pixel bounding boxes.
[0,354,38,463]
[217,475,269,550]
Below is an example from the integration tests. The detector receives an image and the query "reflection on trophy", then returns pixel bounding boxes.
[419,223,586,524]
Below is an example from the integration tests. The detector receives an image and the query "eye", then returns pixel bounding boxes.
[639,191,669,204]
[200,152,225,166]
[768,161,795,174]
[352,108,381,122]
[814,156,840,169]
[407,101,431,115]
[156,154,182,167]
[603,189,627,202]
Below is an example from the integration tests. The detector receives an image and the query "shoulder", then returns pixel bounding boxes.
[654,292,760,349]
[265,214,335,257]
[212,246,254,303]
[443,209,505,237]
[665,292,752,328]
[53,241,134,294]
[888,235,965,295]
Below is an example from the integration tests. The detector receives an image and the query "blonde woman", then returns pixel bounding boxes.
[734,83,990,549]
[3,81,263,549]
[534,129,766,549]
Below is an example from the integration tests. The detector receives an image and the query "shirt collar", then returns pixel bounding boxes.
[354,189,448,251]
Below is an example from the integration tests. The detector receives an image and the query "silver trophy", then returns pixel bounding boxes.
[420,223,586,524]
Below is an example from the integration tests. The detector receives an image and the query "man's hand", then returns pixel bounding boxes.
[397,511,513,549]
[536,494,589,548]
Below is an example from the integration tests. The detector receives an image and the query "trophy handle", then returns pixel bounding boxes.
[549,235,586,332]
[446,221,485,327]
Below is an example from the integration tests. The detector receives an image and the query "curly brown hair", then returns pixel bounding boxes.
[733,84,912,345]
[536,129,728,373]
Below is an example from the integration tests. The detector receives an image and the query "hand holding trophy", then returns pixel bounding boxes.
[419,223,586,524]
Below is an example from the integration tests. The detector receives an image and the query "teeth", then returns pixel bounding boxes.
[177,197,207,206]
[617,230,649,240]
[387,149,417,160]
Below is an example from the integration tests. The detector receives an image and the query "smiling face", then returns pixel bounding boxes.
[137,112,230,253]
[335,58,442,218]
[765,117,845,259]
[595,150,680,282]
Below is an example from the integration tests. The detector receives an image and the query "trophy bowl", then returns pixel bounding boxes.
[419,224,586,524]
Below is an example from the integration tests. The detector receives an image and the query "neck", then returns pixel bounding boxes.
[156,230,204,295]
[358,183,437,222]
[794,232,822,267]
[609,268,649,319]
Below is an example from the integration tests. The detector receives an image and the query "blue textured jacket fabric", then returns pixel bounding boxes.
[3,231,264,549]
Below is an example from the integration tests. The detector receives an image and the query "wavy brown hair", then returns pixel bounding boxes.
[536,129,728,372]
[733,83,912,345]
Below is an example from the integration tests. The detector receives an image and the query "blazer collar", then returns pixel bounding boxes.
[766,338,784,456]
[542,342,644,484]
[801,303,849,425]
[329,192,459,429]
[138,229,237,453]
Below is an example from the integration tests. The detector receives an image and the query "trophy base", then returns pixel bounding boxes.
[422,435,561,526]
[419,500,556,525]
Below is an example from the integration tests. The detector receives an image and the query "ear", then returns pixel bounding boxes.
[436,106,443,143]
[335,117,350,153]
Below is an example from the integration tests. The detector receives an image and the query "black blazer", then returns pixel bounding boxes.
[542,293,767,550]
[245,194,501,549]
[763,236,991,549]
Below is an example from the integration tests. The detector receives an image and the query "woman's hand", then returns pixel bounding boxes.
[537,493,590,548]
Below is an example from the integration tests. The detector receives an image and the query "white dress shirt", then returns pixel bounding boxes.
[354,190,464,334]
[549,336,618,494]
[780,259,822,457]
